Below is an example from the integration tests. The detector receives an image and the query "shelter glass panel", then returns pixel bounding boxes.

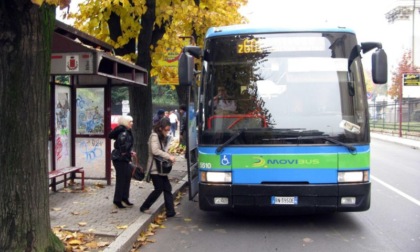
[75,137,106,178]
[76,88,105,135]
[55,85,72,169]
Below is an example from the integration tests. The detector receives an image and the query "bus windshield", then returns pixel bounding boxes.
[200,32,368,145]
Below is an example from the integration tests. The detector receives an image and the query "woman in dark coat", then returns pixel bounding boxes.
[108,115,135,208]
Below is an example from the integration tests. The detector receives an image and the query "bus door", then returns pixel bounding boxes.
[186,84,199,200]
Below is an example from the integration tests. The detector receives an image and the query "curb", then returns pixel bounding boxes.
[104,174,189,252]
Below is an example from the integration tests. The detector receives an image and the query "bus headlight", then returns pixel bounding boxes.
[201,171,232,183]
[338,171,369,183]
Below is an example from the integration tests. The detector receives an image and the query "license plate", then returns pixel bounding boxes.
[271,196,298,205]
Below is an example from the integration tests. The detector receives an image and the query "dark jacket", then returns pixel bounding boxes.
[109,125,134,162]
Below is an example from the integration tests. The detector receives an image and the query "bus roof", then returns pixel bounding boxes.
[205,24,356,39]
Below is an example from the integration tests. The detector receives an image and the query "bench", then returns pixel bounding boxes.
[49,166,85,191]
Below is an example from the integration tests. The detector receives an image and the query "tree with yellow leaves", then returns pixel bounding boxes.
[68,0,248,166]
[1,1,69,251]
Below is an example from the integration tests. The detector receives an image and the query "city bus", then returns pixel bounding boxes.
[178,25,387,214]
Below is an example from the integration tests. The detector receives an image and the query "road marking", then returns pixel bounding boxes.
[371,175,420,207]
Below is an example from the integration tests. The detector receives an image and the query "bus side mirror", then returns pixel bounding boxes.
[372,49,387,84]
[178,46,202,86]
[178,52,195,86]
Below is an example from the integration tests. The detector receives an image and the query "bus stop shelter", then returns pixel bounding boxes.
[49,20,147,188]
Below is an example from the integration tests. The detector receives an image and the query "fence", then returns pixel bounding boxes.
[369,98,420,138]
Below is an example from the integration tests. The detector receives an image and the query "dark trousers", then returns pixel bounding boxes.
[141,174,175,215]
[112,160,132,202]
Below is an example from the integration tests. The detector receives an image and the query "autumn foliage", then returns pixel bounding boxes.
[67,0,248,80]
[388,50,420,99]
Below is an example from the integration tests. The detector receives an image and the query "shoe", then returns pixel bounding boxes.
[166,212,180,218]
[122,199,134,207]
[140,208,152,214]
[113,201,126,209]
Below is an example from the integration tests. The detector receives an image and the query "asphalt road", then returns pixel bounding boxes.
[139,139,420,252]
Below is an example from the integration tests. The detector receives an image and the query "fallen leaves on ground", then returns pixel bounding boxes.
[130,190,186,251]
[174,191,183,206]
[53,227,111,251]
[131,213,167,251]
[94,182,105,188]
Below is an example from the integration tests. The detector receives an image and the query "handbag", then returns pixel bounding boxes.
[153,155,173,174]
[153,137,173,174]
[130,155,145,181]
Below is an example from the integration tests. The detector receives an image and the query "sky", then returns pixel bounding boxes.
[239,0,395,42]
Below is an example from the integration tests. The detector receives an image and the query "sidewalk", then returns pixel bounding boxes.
[371,132,420,149]
[49,133,419,251]
[49,155,188,252]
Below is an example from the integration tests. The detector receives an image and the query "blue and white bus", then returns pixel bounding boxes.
[178,25,387,214]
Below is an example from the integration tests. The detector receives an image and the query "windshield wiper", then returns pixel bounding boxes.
[216,130,243,153]
[297,135,356,153]
[262,135,356,153]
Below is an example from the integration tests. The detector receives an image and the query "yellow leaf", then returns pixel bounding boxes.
[78,222,87,226]
[31,0,44,6]
[137,236,147,242]
[52,207,62,211]
[144,231,155,236]
[68,238,82,245]
[95,183,105,188]
[184,218,192,222]
[117,225,128,229]
[85,241,98,249]
[149,223,160,229]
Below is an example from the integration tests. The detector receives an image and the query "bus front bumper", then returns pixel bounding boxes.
[198,182,370,214]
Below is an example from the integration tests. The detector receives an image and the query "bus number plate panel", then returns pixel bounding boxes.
[271,196,298,205]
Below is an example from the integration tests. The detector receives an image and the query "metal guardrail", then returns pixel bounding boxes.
[369,98,420,138]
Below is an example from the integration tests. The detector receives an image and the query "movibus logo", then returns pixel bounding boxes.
[252,157,320,167]
[252,157,266,167]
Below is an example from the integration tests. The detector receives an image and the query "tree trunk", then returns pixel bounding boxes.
[129,0,157,167]
[0,2,64,251]
[107,0,176,166]
[108,11,136,56]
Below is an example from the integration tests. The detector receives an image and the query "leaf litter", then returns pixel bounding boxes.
[53,226,113,251]
[131,191,186,251]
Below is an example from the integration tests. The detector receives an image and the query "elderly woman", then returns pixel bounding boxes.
[140,118,177,217]
[108,115,135,209]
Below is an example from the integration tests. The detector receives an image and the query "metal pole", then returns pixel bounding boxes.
[399,75,403,137]
[413,0,416,67]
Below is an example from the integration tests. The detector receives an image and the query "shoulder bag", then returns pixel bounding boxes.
[153,138,173,174]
